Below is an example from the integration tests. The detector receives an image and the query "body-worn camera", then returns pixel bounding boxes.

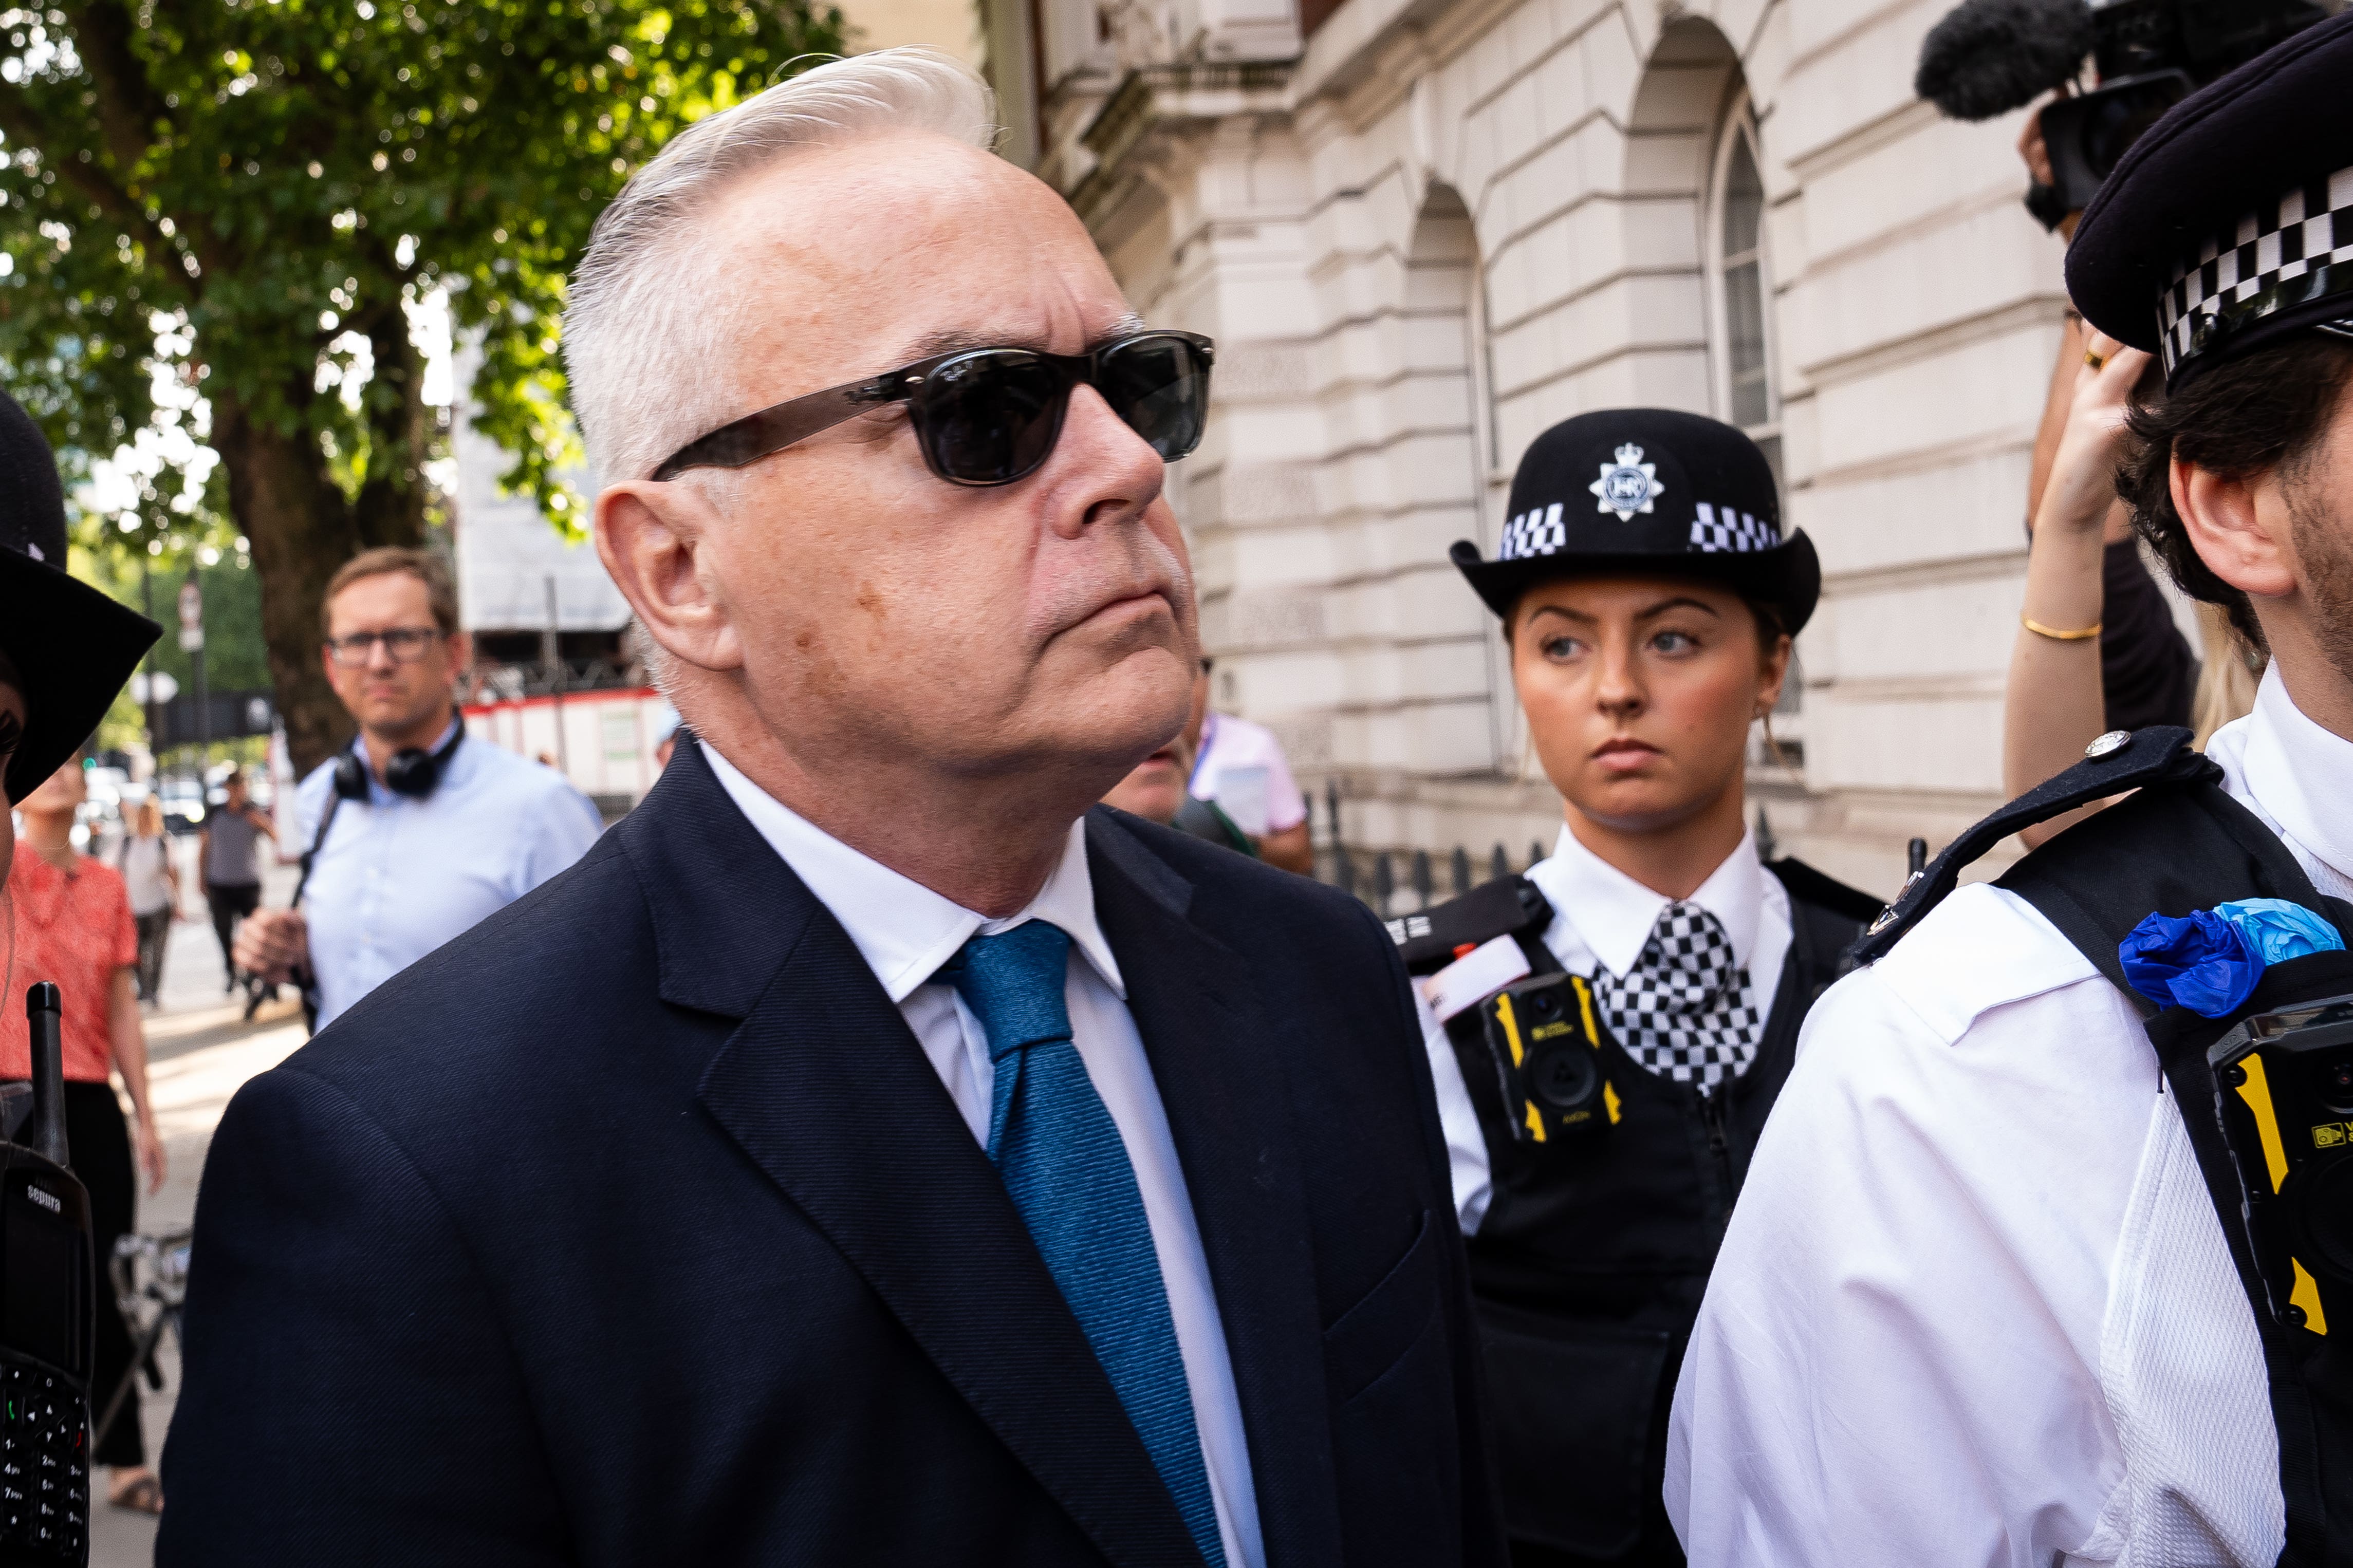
[2211,992,2353,1336]
[1479,974,1619,1144]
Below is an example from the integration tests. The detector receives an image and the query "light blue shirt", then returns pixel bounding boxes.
[297,722,604,1030]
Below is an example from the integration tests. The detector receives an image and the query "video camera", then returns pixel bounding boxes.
[1915,0,2325,229]
[0,987,95,1564]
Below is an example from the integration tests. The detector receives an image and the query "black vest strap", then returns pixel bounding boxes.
[1847,725,2219,969]
[1849,725,2353,1566]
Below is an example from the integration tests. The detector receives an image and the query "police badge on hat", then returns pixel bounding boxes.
[1451,407,1822,634]
[1591,444,1664,521]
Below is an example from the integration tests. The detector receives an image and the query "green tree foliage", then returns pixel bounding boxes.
[0,0,843,771]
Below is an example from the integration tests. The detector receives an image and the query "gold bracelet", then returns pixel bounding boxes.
[2022,612,2102,641]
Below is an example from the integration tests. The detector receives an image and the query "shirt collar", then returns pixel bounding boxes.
[698,740,1124,1003]
[2239,663,2353,886]
[1528,823,1767,980]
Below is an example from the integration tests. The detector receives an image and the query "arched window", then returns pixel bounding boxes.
[1711,104,1777,482]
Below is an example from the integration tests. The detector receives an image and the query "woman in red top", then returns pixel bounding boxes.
[5,758,168,1513]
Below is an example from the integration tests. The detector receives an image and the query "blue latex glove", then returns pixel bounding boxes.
[2120,900,2346,1018]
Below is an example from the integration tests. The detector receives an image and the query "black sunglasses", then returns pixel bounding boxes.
[650,329,1216,487]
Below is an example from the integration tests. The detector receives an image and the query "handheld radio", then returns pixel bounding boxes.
[0,986,94,1564]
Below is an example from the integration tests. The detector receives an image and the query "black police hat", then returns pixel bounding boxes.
[1451,408,1821,633]
[2069,11,2353,385]
[0,390,161,802]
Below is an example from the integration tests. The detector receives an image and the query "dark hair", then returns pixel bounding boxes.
[2117,335,2353,654]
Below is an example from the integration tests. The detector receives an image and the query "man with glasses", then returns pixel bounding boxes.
[229,547,601,1031]
[163,48,1500,1568]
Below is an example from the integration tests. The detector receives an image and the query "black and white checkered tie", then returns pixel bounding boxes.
[1598,902,1763,1088]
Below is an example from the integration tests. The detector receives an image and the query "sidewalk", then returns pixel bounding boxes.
[89,847,304,1568]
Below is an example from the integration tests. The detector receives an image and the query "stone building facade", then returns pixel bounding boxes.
[979,0,2101,897]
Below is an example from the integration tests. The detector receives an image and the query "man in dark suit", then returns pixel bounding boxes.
[158,47,1503,1568]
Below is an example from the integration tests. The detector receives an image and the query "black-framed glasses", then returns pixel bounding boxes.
[324,627,442,666]
[650,329,1215,488]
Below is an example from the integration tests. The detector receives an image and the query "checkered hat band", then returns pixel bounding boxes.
[1689,502,1777,553]
[2158,163,2353,376]
[1596,901,1764,1090]
[1496,500,1778,561]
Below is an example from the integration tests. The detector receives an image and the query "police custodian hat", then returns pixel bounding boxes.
[1451,407,1821,633]
[0,390,160,803]
[2068,10,2353,386]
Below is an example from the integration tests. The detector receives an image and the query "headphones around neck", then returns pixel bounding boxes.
[334,711,465,802]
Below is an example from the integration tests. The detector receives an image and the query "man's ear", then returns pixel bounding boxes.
[2174,454,2299,601]
[595,479,744,675]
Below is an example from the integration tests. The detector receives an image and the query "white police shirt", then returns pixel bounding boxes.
[1419,826,1791,1234]
[298,722,604,1031]
[700,742,1266,1568]
[1666,665,2353,1568]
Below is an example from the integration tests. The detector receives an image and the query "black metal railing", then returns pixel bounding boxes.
[1311,782,1916,917]
[1314,781,1550,914]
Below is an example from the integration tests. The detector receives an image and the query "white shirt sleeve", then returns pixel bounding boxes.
[1415,984,1493,1235]
[1666,887,2160,1568]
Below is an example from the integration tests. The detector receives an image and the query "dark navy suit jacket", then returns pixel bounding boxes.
[157,741,1504,1567]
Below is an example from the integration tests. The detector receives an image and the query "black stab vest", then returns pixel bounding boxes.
[1398,858,1880,1560]
[1851,725,2353,1567]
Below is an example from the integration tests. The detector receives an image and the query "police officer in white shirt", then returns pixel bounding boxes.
[1397,409,1880,1566]
[235,548,602,1031]
[1668,16,2353,1564]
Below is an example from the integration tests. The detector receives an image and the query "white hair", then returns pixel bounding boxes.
[564,48,998,486]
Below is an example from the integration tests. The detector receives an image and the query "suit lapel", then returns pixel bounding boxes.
[1088,814,1345,1568]
[653,752,1198,1568]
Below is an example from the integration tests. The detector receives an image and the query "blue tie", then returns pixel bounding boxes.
[941,921,1227,1568]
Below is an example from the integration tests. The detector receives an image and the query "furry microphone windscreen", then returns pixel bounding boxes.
[1915,0,2095,121]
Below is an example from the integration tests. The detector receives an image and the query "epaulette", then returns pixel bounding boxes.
[1386,874,1553,976]
[1844,726,2219,970]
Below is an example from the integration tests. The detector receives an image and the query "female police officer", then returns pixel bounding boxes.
[1397,408,1878,1566]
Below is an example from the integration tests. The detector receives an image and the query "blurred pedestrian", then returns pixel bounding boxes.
[231,548,602,1031]
[117,797,179,1005]
[649,701,681,770]
[4,757,169,1515]
[0,386,158,888]
[1407,409,1880,1566]
[1101,723,1255,855]
[196,767,271,993]
[1188,658,1312,872]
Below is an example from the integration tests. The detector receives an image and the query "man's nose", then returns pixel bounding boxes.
[364,637,401,674]
[1047,382,1165,539]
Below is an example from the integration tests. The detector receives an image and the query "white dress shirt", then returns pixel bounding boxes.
[702,742,1265,1568]
[299,722,604,1030]
[1421,825,1791,1234]
[1666,666,2353,1568]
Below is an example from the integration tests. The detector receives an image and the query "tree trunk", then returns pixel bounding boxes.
[212,386,370,779]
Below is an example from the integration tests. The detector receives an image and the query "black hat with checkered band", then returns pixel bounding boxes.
[2069,10,2353,387]
[1450,407,1821,633]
